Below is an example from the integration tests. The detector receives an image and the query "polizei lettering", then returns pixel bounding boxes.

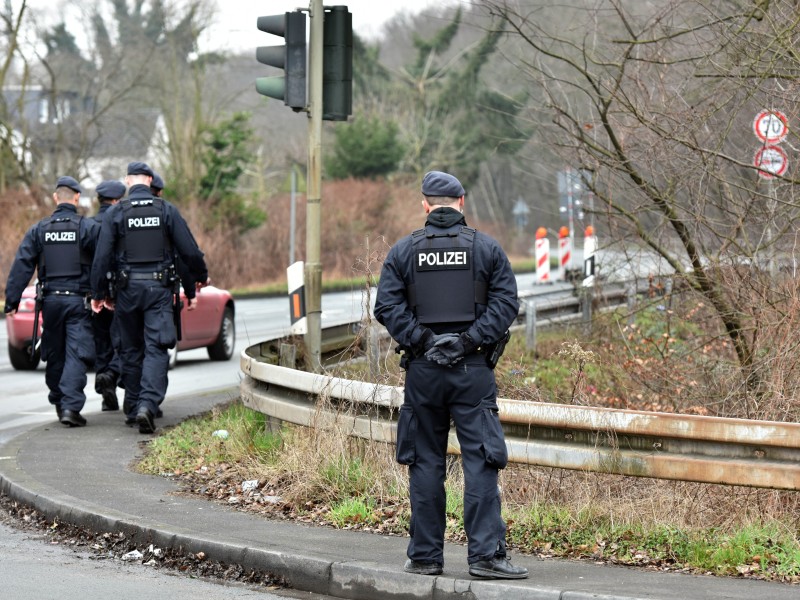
[128,216,161,228]
[415,249,471,271]
[44,231,77,242]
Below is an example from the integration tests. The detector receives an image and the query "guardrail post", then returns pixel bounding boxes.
[627,283,636,327]
[581,287,593,333]
[525,298,537,351]
[367,323,380,379]
[279,343,296,368]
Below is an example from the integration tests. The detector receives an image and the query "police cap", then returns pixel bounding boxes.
[55,176,81,194]
[151,172,164,191]
[127,161,155,177]
[96,180,126,200]
[421,171,465,198]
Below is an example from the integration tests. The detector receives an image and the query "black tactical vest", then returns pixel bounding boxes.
[122,197,166,264]
[40,215,83,279]
[408,226,487,324]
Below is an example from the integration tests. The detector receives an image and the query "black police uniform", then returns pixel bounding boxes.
[91,178,207,432]
[4,182,99,424]
[90,180,126,411]
[374,201,520,571]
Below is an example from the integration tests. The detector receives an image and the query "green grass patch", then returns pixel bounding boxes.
[136,402,282,475]
[328,497,378,527]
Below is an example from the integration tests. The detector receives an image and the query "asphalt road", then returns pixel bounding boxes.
[0,274,560,598]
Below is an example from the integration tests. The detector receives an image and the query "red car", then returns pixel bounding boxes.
[5,284,235,371]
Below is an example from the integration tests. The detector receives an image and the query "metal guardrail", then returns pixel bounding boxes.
[239,280,800,491]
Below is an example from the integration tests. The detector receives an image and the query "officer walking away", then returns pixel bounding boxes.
[150,172,164,197]
[4,176,100,427]
[91,180,126,411]
[146,171,199,418]
[90,162,209,434]
[374,171,527,580]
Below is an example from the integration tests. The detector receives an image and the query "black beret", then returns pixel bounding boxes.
[421,171,465,198]
[96,180,126,200]
[127,161,155,177]
[151,173,164,191]
[55,175,81,194]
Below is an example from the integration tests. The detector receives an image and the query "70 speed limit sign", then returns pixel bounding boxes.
[753,110,789,144]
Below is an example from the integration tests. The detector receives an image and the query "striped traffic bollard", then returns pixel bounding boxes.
[535,227,550,283]
[287,260,307,335]
[583,225,597,287]
[558,226,571,280]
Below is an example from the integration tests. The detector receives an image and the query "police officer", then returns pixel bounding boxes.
[90,162,209,434]
[374,171,527,580]
[4,176,100,427]
[145,171,199,419]
[150,172,164,197]
[91,180,126,412]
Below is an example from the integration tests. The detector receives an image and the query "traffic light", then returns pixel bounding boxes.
[322,6,352,121]
[256,11,306,111]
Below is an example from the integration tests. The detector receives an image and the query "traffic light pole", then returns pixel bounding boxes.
[304,0,323,373]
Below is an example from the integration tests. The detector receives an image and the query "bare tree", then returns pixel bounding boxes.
[0,0,34,191]
[485,0,800,416]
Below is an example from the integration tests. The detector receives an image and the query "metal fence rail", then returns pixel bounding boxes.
[240,314,800,491]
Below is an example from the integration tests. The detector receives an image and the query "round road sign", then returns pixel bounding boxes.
[753,110,789,144]
[753,145,788,179]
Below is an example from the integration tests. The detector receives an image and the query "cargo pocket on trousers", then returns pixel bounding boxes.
[156,310,178,349]
[395,405,417,465]
[482,408,509,469]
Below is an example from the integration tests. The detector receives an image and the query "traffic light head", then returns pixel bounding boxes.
[256,11,307,111]
[322,6,352,121]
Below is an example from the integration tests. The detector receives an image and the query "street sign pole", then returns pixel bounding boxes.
[304,0,323,372]
[752,110,789,278]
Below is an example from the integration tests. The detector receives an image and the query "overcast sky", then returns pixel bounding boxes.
[204,1,460,53]
[17,1,461,54]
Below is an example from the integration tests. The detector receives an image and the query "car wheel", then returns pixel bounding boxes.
[167,344,177,370]
[9,341,41,371]
[207,306,235,361]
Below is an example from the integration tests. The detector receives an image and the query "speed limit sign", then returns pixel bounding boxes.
[753,110,789,144]
[754,145,788,179]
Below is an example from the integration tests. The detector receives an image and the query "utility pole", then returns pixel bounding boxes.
[305,0,324,372]
[255,2,351,373]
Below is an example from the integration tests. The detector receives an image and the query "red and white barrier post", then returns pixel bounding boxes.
[535,227,550,283]
[583,225,597,287]
[558,226,571,280]
[287,261,307,335]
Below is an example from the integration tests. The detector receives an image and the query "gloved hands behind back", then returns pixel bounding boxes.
[425,333,470,366]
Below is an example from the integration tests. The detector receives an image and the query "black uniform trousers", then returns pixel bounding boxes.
[396,354,509,566]
[92,307,119,377]
[41,294,95,412]
[115,279,176,417]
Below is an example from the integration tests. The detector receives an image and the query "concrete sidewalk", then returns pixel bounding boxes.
[0,388,796,600]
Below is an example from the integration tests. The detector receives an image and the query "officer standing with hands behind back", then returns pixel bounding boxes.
[4,176,100,427]
[91,180,126,412]
[374,171,527,580]
[91,162,209,434]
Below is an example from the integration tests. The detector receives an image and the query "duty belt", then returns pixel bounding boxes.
[44,290,85,296]
[128,271,165,281]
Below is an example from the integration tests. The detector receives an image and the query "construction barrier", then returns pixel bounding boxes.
[558,226,571,280]
[583,225,597,287]
[535,227,550,283]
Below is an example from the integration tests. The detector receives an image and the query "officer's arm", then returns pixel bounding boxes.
[90,215,116,300]
[465,243,520,346]
[374,246,431,351]
[4,226,40,311]
[167,207,208,283]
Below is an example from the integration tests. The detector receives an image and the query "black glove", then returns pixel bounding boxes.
[425,332,477,366]
[4,302,18,314]
[411,328,435,356]
[412,329,458,355]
